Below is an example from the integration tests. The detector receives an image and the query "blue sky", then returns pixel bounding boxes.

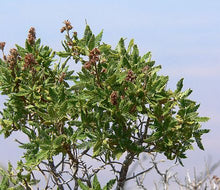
[0,0,220,187]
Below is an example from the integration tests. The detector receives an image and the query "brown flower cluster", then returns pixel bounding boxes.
[24,53,37,69]
[125,70,136,82]
[7,48,19,70]
[110,91,118,105]
[0,42,6,51]
[60,20,73,33]
[83,48,101,70]
[28,27,36,45]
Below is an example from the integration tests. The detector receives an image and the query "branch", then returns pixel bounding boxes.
[126,165,154,181]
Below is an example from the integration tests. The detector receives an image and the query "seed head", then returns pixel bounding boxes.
[9,48,18,57]
[7,48,19,70]
[89,48,101,65]
[110,91,118,105]
[0,42,6,51]
[24,53,37,69]
[125,70,136,82]
[60,26,66,33]
[28,27,36,45]
[64,20,73,30]
[83,61,92,70]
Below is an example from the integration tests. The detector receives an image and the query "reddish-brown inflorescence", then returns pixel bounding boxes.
[24,53,37,69]
[125,70,136,82]
[7,48,19,70]
[89,48,100,64]
[83,61,92,70]
[0,42,6,51]
[83,48,101,70]
[110,91,118,105]
[28,27,36,45]
[61,20,73,33]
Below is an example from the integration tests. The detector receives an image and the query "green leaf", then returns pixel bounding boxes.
[195,117,210,122]
[53,135,66,147]
[179,89,193,99]
[144,132,160,143]
[88,34,95,50]
[116,152,123,160]
[93,140,102,157]
[84,25,93,45]
[15,44,27,57]
[95,29,103,46]
[78,180,89,190]
[25,40,32,52]
[99,43,111,53]
[103,179,116,190]
[47,105,57,119]
[56,52,71,58]
[117,38,126,55]
[92,174,101,190]
[127,39,134,53]
[49,88,58,102]
[131,44,139,65]
[141,52,151,62]
[175,78,184,93]
[59,101,68,117]
[195,137,204,150]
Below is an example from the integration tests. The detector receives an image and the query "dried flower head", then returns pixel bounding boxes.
[0,42,6,51]
[110,91,118,105]
[125,70,136,82]
[91,48,101,55]
[9,48,18,57]
[83,61,92,70]
[7,48,19,70]
[88,48,101,65]
[28,27,36,45]
[60,26,66,33]
[64,20,73,30]
[24,53,37,69]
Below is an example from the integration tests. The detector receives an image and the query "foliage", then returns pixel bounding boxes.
[0,20,209,189]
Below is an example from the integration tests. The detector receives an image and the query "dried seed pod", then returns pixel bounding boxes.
[0,42,6,51]
[28,27,36,45]
[91,48,101,55]
[24,53,37,69]
[110,91,118,105]
[7,48,19,70]
[9,48,18,57]
[60,26,66,33]
[125,70,136,82]
[64,20,73,31]
[83,61,92,70]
